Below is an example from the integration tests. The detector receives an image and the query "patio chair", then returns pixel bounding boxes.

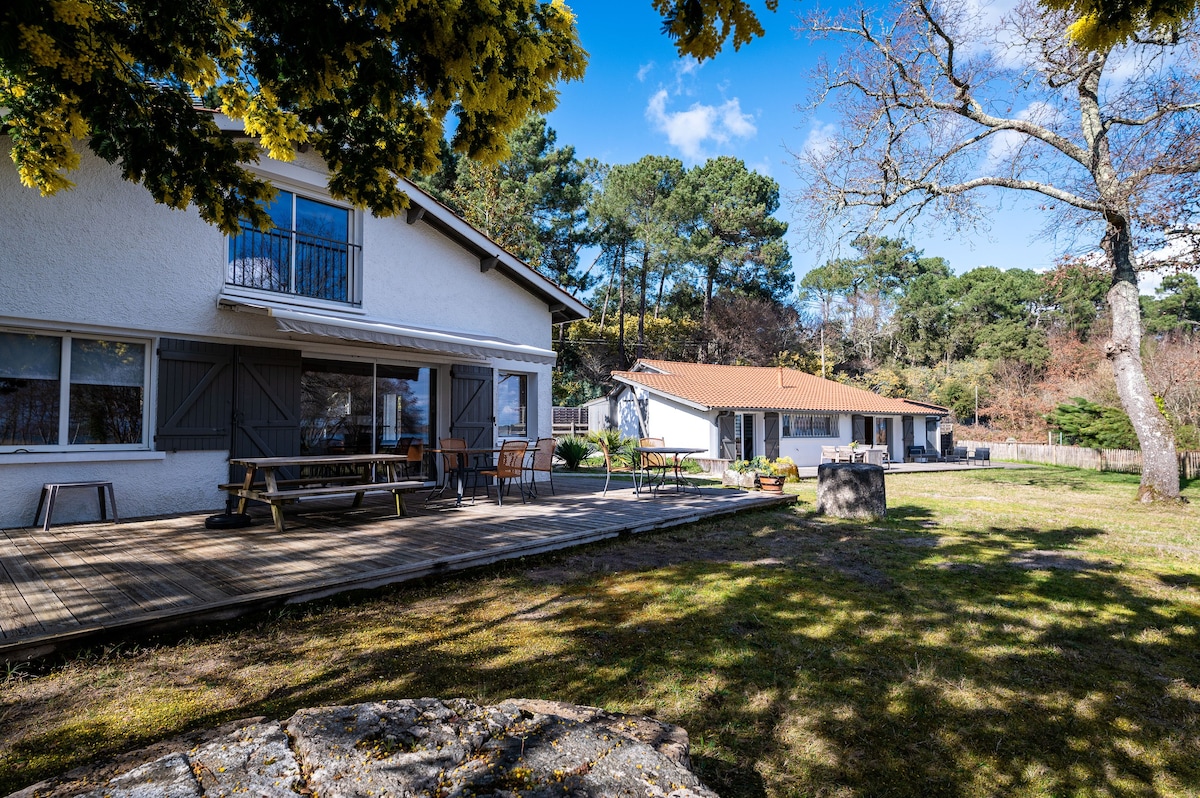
[403,440,425,478]
[906,445,927,463]
[426,437,480,504]
[820,445,839,464]
[970,447,991,466]
[949,446,968,463]
[524,436,557,497]
[480,439,529,505]
[638,437,673,494]
[597,437,616,495]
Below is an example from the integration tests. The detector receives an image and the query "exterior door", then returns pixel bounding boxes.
[717,412,736,459]
[230,346,302,480]
[450,364,494,450]
[903,417,914,452]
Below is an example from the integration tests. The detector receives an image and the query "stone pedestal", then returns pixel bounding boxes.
[816,463,886,520]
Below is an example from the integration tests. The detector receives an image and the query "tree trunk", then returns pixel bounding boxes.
[617,242,628,370]
[637,248,649,360]
[1103,221,1181,502]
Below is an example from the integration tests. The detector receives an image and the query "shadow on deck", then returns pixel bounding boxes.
[0,476,795,661]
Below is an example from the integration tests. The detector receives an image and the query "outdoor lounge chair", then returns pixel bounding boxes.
[638,437,673,493]
[970,447,991,466]
[481,440,529,505]
[820,445,839,464]
[524,436,557,496]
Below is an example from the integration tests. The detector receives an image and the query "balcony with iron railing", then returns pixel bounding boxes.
[227,224,362,304]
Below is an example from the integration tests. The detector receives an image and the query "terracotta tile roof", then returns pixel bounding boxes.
[612,360,948,415]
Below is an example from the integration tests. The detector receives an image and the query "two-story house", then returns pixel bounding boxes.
[0,129,587,529]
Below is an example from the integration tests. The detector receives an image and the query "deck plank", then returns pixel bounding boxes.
[0,479,794,658]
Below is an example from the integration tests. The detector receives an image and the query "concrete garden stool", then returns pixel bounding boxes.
[33,480,119,531]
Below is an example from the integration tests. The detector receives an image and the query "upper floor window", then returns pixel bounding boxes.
[0,331,148,451]
[781,413,835,438]
[227,190,361,304]
[497,372,528,438]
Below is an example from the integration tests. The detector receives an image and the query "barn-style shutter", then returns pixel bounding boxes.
[230,346,302,480]
[763,412,780,460]
[155,339,234,451]
[450,364,494,450]
[717,412,736,460]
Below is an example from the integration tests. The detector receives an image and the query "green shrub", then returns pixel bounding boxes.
[586,429,637,468]
[555,436,596,471]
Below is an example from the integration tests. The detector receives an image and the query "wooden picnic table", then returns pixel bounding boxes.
[226,453,422,533]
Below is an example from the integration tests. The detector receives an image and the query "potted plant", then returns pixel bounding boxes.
[754,457,786,493]
[723,459,758,488]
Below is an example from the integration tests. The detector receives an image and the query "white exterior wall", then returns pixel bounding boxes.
[778,413,851,466]
[643,394,714,455]
[0,146,562,528]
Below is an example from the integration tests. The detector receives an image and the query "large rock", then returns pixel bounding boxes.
[816,463,886,520]
[11,699,718,798]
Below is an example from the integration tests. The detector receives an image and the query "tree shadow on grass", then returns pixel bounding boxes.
[4,506,1200,798]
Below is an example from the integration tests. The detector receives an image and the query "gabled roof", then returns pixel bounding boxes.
[213,113,589,324]
[612,360,948,415]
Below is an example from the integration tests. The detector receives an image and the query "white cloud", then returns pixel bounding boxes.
[645,90,757,161]
[800,121,838,160]
[636,61,655,82]
[984,101,1061,166]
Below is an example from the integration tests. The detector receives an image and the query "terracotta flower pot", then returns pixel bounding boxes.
[757,475,785,493]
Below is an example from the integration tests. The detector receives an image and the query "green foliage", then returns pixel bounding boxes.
[427,116,595,291]
[586,429,638,468]
[554,436,596,471]
[1046,398,1140,449]
[1,0,586,232]
[652,0,777,59]
[1041,0,1199,50]
[1142,272,1200,334]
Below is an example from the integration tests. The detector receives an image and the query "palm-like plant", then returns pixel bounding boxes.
[555,436,596,471]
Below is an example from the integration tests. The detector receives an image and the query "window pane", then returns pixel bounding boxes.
[295,198,350,301]
[0,332,61,445]
[67,339,145,444]
[264,190,294,230]
[497,373,527,438]
[376,366,433,449]
[301,360,374,454]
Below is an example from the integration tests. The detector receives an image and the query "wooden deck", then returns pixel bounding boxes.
[0,476,794,661]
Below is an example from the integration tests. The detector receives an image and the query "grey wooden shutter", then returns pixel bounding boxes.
[450,364,494,449]
[155,339,234,451]
[717,412,736,460]
[230,347,302,480]
[764,412,780,459]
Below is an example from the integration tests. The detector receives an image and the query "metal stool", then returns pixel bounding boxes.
[33,481,119,531]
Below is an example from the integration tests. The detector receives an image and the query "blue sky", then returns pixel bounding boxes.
[543,1,1068,292]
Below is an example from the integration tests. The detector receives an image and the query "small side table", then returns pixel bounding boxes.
[33,481,119,531]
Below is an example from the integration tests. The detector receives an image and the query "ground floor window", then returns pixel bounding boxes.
[0,331,147,450]
[300,359,435,455]
[781,413,835,437]
[497,372,528,438]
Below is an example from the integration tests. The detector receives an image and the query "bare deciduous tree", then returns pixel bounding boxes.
[795,0,1200,501]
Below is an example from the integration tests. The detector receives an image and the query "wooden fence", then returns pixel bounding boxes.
[958,440,1200,479]
[552,406,589,438]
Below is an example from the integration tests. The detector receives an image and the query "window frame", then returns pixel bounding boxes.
[780,413,836,438]
[496,371,530,439]
[223,180,363,309]
[0,328,153,453]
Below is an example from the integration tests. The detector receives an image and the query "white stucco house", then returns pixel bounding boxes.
[0,128,587,529]
[597,360,948,468]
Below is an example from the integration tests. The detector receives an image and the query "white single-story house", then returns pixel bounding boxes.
[0,122,588,529]
[596,360,949,467]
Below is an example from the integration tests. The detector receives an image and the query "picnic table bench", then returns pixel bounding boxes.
[226,454,422,533]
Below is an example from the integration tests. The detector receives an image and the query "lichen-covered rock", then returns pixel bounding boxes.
[816,463,886,520]
[13,700,718,798]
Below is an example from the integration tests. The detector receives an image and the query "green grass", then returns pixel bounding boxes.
[3,468,1200,797]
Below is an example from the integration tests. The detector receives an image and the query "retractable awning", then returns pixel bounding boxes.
[223,301,557,365]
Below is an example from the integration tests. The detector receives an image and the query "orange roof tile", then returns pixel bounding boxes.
[612,360,947,415]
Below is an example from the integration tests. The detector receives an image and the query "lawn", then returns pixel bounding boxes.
[3,467,1199,797]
